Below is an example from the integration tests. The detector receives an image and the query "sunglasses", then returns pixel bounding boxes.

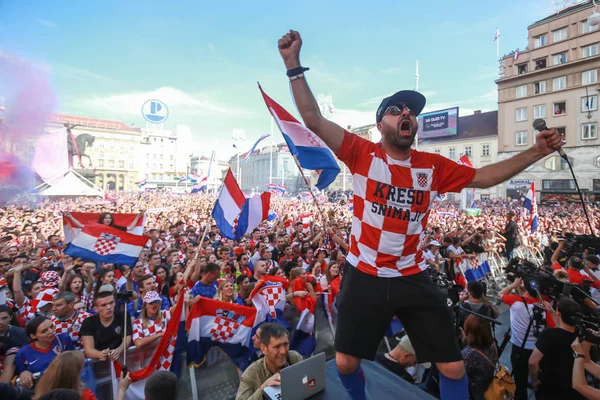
[384,104,415,117]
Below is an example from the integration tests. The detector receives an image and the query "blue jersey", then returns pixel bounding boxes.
[15,334,74,374]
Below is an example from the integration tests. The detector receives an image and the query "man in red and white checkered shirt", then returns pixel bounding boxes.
[277,29,565,400]
[51,291,91,350]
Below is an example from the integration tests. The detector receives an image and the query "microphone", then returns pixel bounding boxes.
[532,118,568,160]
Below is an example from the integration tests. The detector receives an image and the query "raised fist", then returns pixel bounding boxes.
[278,30,302,68]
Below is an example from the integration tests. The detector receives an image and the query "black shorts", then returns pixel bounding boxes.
[334,263,462,364]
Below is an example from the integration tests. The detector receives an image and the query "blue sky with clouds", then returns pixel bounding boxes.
[0,0,551,158]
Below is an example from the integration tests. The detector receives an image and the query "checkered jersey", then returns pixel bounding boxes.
[51,310,92,350]
[337,131,476,277]
[132,309,171,342]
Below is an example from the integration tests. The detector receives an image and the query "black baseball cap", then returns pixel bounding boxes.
[376,90,427,123]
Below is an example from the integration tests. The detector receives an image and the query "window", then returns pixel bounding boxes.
[534,105,546,119]
[434,149,441,154]
[153,154,156,159]
[542,179,575,190]
[544,157,569,171]
[534,35,547,48]
[553,52,568,65]
[552,27,568,42]
[169,164,174,170]
[553,76,566,91]
[583,123,598,140]
[464,146,472,157]
[533,130,539,144]
[516,131,528,146]
[517,63,528,74]
[516,85,527,98]
[98,159,104,167]
[534,58,547,70]
[129,163,134,169]
[449,148,456,159]
[108,160,115,168]
[516,107,528,121]
[99,151,104,158]
[583,20,599,34]
[160,154,163,160]
[534,81,546,94]
[583,44,599,58]
[159,164,163,169]
[583,95,598,112]
[554,102,566,116]
[170,155,174,160]
[582,69,598,85]
[118,160,124,168]
[482,144,490,156]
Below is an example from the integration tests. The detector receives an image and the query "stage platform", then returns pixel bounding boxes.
[310,359,436,399]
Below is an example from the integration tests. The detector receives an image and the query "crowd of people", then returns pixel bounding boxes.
[0,191,599,400]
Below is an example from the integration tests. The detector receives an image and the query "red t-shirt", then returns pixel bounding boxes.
[501,293,556,328]
[336,130,476,277]
[553,262,599,288]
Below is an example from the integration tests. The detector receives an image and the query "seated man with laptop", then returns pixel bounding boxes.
[236,322,326,400]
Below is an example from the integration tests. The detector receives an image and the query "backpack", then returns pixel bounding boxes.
[472,348,516,400]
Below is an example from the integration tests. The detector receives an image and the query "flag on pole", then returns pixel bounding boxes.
[258,84,340,190]
[523,182,539,233]
[64,222,148,266]
[212,169,271,240]
[494,27,500,41]
[187,297,257,369]
[514,48,520,61]
[243,134,271,163]
[459,253,491,282]
[135,175,147,188]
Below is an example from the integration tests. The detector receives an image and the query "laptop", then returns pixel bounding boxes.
[263,352,326,400]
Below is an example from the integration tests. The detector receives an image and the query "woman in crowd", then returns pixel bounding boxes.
[34,351,95,400]
[63,211,143,232]
[214,280,236,303]
[319,262,340,294]
[153,265,170,299]
[15,317,74,389]
[461,315,498,400]
[91,270,115,304]
[267,267,285,277]
[132,291,171,349]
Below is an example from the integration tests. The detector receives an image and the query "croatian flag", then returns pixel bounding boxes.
[243,133,271,163]
[135,175,148,188]
[267,183,286,196]
[259,84,340,190]
[191,176,208,193]
[112,293,184,400]
[249,275,290,325]
[64,222,148,266]
[212,169,271,240]
[514,48,520,61]
[177,175,186,184]
[523,182,539,234]
[494,27,500,41]
[458,154,473,167]
[62,212,146,243]
[290,278,316,357]
[459,253,491,282]
[187,297,257,369]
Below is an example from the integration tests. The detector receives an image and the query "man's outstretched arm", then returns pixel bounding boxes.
[278,30,344,154]
[467,129,563,189]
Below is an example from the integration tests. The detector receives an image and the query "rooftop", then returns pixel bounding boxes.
[418,110,498,145]
[49,113,142,133]
[529,0,593,29]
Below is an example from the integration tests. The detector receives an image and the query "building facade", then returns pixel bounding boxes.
[417,110,500,199]
[496,1,600,201]
[48,114,143,192]
[229,143,305,194]
[189,153,230,193]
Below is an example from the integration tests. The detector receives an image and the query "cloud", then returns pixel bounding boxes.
[330,108,375,130]
[79,86,251,118]
[208,43,216,55]
[36,18,57,28]
[49,62,116,82]
[379,66,404,75]
[422,90,497,114]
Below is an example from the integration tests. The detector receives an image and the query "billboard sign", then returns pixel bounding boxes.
[142,100,168,124]
[417,107,459,140]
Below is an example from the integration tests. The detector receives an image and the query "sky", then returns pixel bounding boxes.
[0,0,555,160]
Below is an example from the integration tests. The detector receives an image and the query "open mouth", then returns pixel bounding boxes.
[400,120,412,135]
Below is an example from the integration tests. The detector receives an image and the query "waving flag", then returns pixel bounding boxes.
[112,293,185,400]
[290,278,316,357]
[62,212,146,243]
[494,27,500,41]
[191,175,208,193]
[459,253,491,282]
[458,154,473,167]
[64,222,148,266]
[243,134,271,163]
[212,170,271,240]
[523,182,539,234]
[187,297,257,369]
[267,183,286,196]
[259,84,340,190]
[135,175,147,188]
[249,275,290,324]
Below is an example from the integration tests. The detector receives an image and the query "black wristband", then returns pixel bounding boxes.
[286,66,309,77]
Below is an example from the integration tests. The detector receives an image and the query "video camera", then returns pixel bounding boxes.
[561,233,600,259]
[573,312,600,345]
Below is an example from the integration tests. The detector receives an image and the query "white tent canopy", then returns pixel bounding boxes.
[33,169,104,197]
